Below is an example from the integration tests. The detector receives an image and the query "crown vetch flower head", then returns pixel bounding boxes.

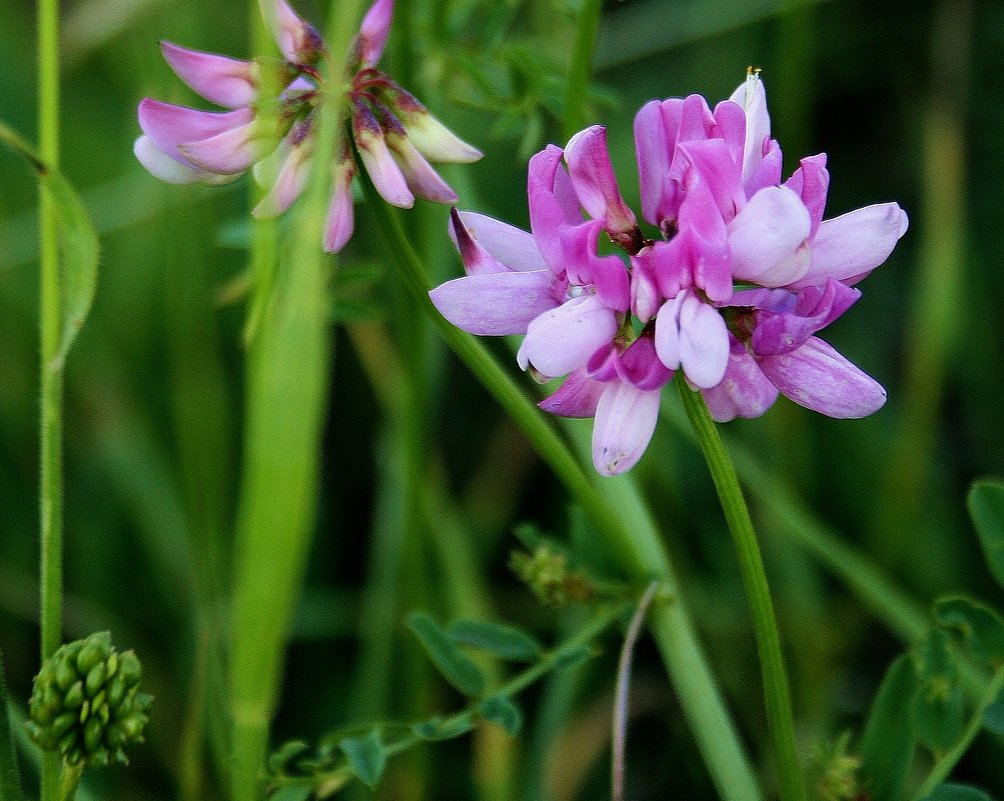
[135,0,481,251]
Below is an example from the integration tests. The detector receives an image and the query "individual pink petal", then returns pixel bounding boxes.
[384,126,458,204]
[727,185,812,287]
[557,220,630,311]
[357,0,393,66]
[654,290,730,389]
[528,144,581,273]
[616,332,673,391]
[377,82,482,163]
[538,368,605,418]
[701,339,778,421]
[710,99,747,167]
[751,280,860,356]
[744,138,782,197]
[430,271,559,336]
[252,136,312,218]
[262,0,324,64]
[794,202,909,288]
[674,139,746,224]
[160,42,258,108]
[517,294,618,378]
[758,336,887,417]
[629,248,661,322]
[178,119,260,174]
[784,153,829,236]
[634,100,671,227]
[591,381,662,476]
[674,179,732,301]
[352,98,413,208]
[324,159,356,253]
[138,99,253,168]
[565,125,637,234]
[728,71,771,186]
[134,135,237,185]
[454,212,547,272]
[449,208,511,276]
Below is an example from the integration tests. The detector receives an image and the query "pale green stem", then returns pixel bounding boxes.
[677,379,805,801]
[911,664,1004,800]
[37,0,63,799]
[56,763,82,801]
[362,188,762,801]
[563,0,603,141]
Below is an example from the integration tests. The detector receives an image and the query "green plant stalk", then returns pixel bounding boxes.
[363,187,761,801]
[911,663,1004,800]
[56,764,81,801]
[563,0,603,141]
[37,0,63,798]
[0,649,25,801]
[677,379,805,801]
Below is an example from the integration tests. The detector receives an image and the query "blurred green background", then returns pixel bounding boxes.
[2,0,1003,798]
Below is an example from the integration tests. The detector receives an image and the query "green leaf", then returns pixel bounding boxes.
[0,649,25,801]
[913,629,966,753]
[448,620,542,661]
[552,644,594,672]
[478,695,523,735]
[859,653,920,801]
[934,596,1004,668]
[411,716,475,742]
[982,687,1004,736]
[270,785,312,801]
[267,740,311,775]
[922,783,998,801]
[0,120,98,369]
[339,730,386,789]
[406,612,486,697]
[968,481,1004,591]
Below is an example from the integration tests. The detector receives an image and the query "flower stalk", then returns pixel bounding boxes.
[677,377,805,801]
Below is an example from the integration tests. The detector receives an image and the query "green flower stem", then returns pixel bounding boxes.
[56,763,82,801]
[676,379,805,801]
[229,4,365,800]
[911,664,1004,801]
[37,0,63,798]
[363,188,761,801]
[563,0,603,141]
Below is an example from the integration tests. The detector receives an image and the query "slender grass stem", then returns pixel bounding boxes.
[37,0,63,798]
[676,379,805,801]
[563,0,603,141]
[363,188,761,801]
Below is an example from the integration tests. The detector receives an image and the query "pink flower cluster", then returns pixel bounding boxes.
[431,73,908,475]
[134,0,481,252]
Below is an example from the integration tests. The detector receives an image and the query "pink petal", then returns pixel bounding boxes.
[178,119,260,174]
[429,271,558,336]
[751,280,860,356]
[701,339,778,421]
[565,125,637,234]
[784,153,829,236]
[654,290,730,389]
[591,381,662,476]
[795,202,909,288]
[758,336,887,417]
[557,220,630,311]
[528,144,581,273]
[134,135,237,185]
[539,368,605,418]
[454,212,547,272]
[727,185,812,287]
[449,208,511,276]
[324,159,356,253]
[674,139,746,224]
[377,83,482,163]
[517,294,618,378]
[262,0,324,64]
[252,137,312,218]
[634,100,671,227]
[358,0,393,66]
[160,42,258,108]
[385,127,458,204]
[138,99,253,169]
[352,98,413,208]
[728,71,771,186]
[616,332,673,391]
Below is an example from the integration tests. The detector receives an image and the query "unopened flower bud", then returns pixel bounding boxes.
[26,632,152,768]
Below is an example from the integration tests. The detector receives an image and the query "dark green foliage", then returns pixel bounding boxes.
[969,481,1004,591]
[447,619,542,661]
[338,730,387,789]
[913,629,966,754]
[934,597,1004,669]
[922,784,999,801]
[406,612,486,697]
[859,654,920,801]
[477,694,523,735]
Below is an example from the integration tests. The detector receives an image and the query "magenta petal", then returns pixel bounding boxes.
[728,186,812,287]
[539,368,605,418]
[352,99,413,208]
[263,0,324,64]
[634,100,671,227]
[784,153,829,236]
[252,140,311,217]
[557,220,630,311]
[160,42,258,108]
[616,332,673,391]
[324,160,356,253]
[517,294,618,378]
[528,145,581,272]
[758,336,887,418]
[654,290,729,389]
[358,0,393,66]
[565,125,637,233]
[591,381,661,476]
[430,271,558,336]
[702,340,778,421]
[449,208,511,276]
[796,202,909,288]
[751,280,861,356]
[138,99,253,168]
[178,119,259,174]
[454,212,547,272]
[675,139,746,223]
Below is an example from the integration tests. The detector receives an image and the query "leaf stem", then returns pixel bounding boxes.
[676,378,805,801]
[37,0,63,797]
[563,0,603,141]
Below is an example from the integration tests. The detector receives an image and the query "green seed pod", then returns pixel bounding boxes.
[26,631,153,768]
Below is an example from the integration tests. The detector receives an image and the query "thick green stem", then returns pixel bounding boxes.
[364,189,761,801]
[563,0,603,141]
[677,379,805,801]
[37,0,63,799]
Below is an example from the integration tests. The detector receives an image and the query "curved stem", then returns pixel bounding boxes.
[677,378,805,801]
[37,0,63,798]
[563,0,603,141]
[363,188,762,801]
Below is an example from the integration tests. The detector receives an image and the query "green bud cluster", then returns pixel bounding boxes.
[510,546,594,606]
[25,631,152,767]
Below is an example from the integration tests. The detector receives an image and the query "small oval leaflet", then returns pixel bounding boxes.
[448,619,542,661]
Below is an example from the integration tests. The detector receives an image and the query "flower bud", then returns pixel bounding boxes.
[26,632,152,768]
